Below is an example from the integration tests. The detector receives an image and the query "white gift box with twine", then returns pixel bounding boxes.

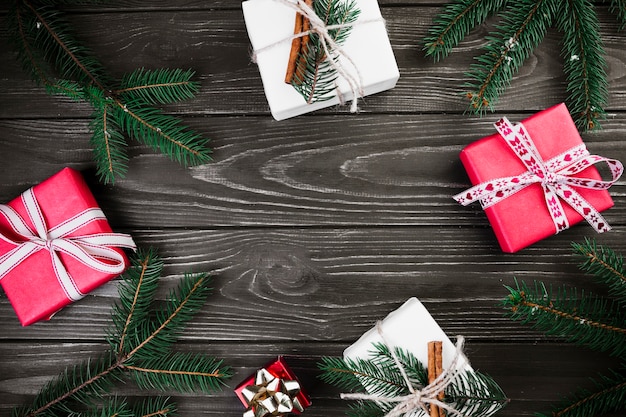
[242,0,400,121]
[344,297,500,417]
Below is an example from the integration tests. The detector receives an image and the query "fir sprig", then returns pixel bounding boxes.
[573,238,626,303]
[318,343,508,417]
[503,280,626,357]
[6,0,212,184]
[424,0,624,131]
[502,239,626,417]
[13,249,232,417]
[290,0,361,104]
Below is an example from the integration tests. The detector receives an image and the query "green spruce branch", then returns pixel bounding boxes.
[290,0,360,104]
[502,238,626,417]
[6,0,212,184]
[12,249,232,417]
[318,343,508,417]
[424,0,624,131]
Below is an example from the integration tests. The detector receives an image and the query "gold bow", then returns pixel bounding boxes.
[241,367,305,417]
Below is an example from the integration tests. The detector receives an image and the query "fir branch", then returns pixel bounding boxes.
[346,401,386,417]
[424,0,507,61]
[290,0,360,104]
[69,397,133,417]
[537,370,626,417]
[131,397,178,417]
[465,0,556,113]
[14,250,231,417]
[503,280,626,357]
[125,352,231,393]
[425,0,624,131]
[7,2,57,86]
[6,0,212,184]
[319,344,508,417]
[110,248,163,355]
[116,68,200,105]
[447,371,509,416]
[572,238,626,304]
[557,0,608,130]
[610,0,626,29]
[112,99,212,168]
[318,356,407,398]
[369,342,429,388]
[19,0,110,89]
[20,351,123,417]
[90,106,129,183]
[125,272,213,361]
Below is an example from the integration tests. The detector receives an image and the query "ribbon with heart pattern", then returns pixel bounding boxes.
[454,117,623,234]
[0,187,136,302]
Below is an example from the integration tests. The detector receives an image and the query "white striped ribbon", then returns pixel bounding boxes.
[0,188,136,301]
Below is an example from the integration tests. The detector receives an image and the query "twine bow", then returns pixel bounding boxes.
[454,117,623,234]
[341,322,469,417]
[254,0,382,112]
[0,188,136,302]
[241,367,305,417]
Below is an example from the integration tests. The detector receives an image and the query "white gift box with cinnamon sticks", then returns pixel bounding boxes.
[344,298,502,417]
[242,0,400,121]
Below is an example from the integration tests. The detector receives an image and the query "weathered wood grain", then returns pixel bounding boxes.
[1,226,623,341]
[1,115,625,227]
[0,8,624,118]
[1,1,626,417]
[0,342,623,417]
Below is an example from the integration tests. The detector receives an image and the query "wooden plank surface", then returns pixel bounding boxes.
[1,1,626,417]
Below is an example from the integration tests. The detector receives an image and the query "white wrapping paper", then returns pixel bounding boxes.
[242,0,400,120]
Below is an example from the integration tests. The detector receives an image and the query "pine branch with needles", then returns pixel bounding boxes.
[6,0,212,184]
[424,0,624,131]
[502,238,626,417]
[289,0,361,104]
[12,249,232,417]
[318,343,508,417]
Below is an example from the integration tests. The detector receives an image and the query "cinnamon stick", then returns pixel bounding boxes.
[285,0,313,84]
[427,341,444,417]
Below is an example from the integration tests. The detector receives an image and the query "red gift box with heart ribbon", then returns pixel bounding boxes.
[0,167,136,326]
[454,103,622,253]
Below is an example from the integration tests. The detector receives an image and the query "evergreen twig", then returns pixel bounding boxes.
[6,0,212,184]
[318,344,508,417]
[12,249,232,417]
[502,239,626,417]
[424,0,623,131]
[290,0,361,104]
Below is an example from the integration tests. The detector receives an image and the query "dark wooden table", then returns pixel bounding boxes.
[1,1,626,416]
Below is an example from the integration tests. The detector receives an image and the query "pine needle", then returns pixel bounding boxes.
[290,0,361,104]
[503,240,626,416]
[6,0,212,183]
[424,0,507,61]
[13,249,231,417]
[318,344,508,416]
[425,0,623,131]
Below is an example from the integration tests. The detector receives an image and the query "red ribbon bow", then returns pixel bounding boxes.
[454,117,623,233]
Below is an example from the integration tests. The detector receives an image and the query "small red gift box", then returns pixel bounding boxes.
[0,167,135,326]
[235,356,311,416]
[455,103,621,253]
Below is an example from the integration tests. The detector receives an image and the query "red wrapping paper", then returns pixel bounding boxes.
[458,103,614,253]
[0,167,129,326]
[234,356,312,414]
